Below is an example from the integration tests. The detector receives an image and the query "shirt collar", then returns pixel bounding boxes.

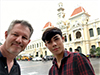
[53,50,70,64]
[64,50,70,57]
[0,51,18,65]
[0,51,3,57]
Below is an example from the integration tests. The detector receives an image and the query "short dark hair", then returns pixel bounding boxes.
[75,49,79,52]
[42,27,62,43]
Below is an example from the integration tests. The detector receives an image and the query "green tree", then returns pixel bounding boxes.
[90,48,96,55]
[0,42,2,45]
[95,47,100,57]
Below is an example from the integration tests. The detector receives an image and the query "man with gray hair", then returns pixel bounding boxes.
[0,20,33,75]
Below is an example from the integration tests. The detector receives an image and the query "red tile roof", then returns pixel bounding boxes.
[70,6,85,17]
[43,22,53,29]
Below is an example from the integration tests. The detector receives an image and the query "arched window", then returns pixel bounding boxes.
[77,46,82,53]
[76,31,81,39]
[36,52,38,57]
[30,45,31,49]
[64,35,67,42]
[45,51,47,56]
[32,44,34,48]
[40,43,41,47]
[69,34,72,41]
[37,43,39,48]
[91,45,96,50]
[69,48,72,52]
[65,48,67,50]
[28,46,29,49]
[89,28,94,37]
[97,27,100,35]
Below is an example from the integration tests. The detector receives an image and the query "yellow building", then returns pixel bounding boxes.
[20,2,100,57]
[56,2,100,55]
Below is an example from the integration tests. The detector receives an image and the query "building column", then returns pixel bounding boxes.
[66,33,69,42]
[96,41,99,47]
[86,44,90,55]
[72,31,74,42]
[81,28,84,40]
[72,48,74,52]
[84,25,88,40]
[93,23,97,36]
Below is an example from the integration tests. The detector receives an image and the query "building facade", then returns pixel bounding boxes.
[19,2,100,57]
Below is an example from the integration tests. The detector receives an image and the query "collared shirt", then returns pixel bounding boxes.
[0,51,21,75]
[49,51,95,75]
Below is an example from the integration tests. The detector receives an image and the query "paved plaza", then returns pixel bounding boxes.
[89,58,100,75]
[18,58,100,75]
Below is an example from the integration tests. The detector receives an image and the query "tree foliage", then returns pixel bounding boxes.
[0,42,2,45]
[96,47,100,56]
[90,48,96,55]
[90,47,100,57]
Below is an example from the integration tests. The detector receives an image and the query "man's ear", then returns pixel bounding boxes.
[62,36,65,42]
[28,40,31,44]
[5,31,8,39]
[45,43,47,47]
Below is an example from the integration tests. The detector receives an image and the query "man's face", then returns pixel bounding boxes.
[5,24,30,55]
[45,34,64,55]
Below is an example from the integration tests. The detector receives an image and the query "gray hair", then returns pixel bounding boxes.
[7,20,34,38]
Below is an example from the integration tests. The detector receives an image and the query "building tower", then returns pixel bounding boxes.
[57,2,66,29]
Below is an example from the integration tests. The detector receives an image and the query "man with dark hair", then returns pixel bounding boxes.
[0,20,33,75]
[42,27,95,75]
[75,49,79,53]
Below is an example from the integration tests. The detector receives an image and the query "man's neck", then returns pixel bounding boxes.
[55,51,64,68]
[0,45,15,73]
[7,58,14,73]
[0,44,15,60]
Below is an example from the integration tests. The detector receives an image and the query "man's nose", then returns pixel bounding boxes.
[16,36,22,44]
[52,41,57,47]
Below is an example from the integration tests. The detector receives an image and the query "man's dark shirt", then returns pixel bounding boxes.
[49,51,95,75]
[0,52,21,75]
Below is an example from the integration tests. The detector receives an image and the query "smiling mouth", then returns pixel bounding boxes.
[12,43,21,48]
[12,42,23,47]
[53,48,58,51]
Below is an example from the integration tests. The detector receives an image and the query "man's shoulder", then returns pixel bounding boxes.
[66,51,88,59]
[65,51,90,64]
